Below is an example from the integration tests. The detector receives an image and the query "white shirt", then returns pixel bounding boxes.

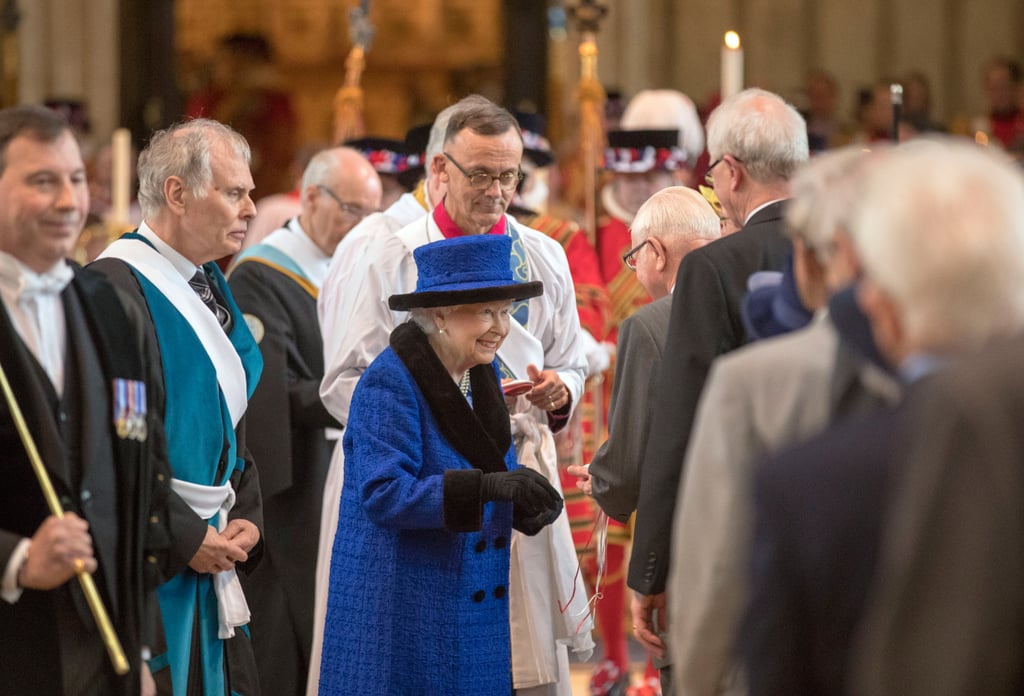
[137,221,202,281]
[0,252,73,603]
[0,252,72,395]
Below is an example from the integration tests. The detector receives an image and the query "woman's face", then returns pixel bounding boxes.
[435,300,513,374]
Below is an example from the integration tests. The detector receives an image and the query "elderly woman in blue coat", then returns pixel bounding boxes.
[319,234,564,694]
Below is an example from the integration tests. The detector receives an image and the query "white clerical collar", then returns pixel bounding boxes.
[137,220,202,280]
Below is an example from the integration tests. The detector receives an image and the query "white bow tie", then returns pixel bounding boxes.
[17,264,74,303]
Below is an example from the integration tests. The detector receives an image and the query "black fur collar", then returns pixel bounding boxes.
[389,321,510,473]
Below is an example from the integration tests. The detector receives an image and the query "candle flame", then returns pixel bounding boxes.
[724,31,741,49]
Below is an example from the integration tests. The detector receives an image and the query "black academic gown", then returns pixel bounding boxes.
[228,256,339,696]
[0,265,173,696]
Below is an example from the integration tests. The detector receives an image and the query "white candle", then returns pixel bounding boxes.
[721,31,743,100]
[111,128,131,226]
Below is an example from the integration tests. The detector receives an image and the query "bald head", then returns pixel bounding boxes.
[299,147,382,255]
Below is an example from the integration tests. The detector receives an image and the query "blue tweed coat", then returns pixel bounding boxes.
[320,322,517,695]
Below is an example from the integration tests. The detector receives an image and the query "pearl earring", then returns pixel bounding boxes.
[438,327,446,335]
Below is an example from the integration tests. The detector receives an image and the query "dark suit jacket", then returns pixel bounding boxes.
[628,201,791,595]
[854,336,1024,696]
[228,257,339,695]
[0,266,172,695]
[590,294,672,523]
[740,401,909,696]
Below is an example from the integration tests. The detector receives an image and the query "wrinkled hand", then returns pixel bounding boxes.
[525,364,568,412]
[222,518,259,554]
[188,525,250,574]
[19,513,96,590]
[631,591,668,659]
[566,463,593,496]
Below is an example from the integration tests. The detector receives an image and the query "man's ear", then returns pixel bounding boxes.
[164,176,187,215]
[857,278,905,364]
[432,154,449,184]
[649,237,668,272]
[725,156,744,193]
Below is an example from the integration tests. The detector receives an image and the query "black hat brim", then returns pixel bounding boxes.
[389,281,544,311]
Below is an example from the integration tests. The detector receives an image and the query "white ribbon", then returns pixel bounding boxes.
[170,478,251,639]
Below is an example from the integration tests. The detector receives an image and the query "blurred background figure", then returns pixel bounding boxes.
[185,32,297,196]
[344,136,419,209]
[965,56,1024,156]
[243,142,327,252]
[902,71,945,133]
[800,69,851,152]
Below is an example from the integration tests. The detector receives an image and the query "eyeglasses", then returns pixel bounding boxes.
[704,155,742,187]
[622,238,651,271]
[317,186,375,220]
[444,152,523,192]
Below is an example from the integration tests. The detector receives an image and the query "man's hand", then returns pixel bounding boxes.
[631,591,668,659]
[566,463,593,496]
[525,364,568,412]
[222,518,260,554]
[141,661,156,696]
[188,525,249,574]
[19,513,96,590]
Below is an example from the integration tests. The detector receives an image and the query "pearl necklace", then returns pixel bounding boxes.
[458,370,471,397]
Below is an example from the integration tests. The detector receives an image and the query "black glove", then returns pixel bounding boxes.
[481,468,563,535]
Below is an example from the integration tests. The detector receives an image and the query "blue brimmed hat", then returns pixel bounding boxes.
[740,254,814,340]
[389,235,544,310]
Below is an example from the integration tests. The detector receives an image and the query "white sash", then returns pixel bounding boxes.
[170,478,250,639]
[258,218,330,289]
[99,237,249,426]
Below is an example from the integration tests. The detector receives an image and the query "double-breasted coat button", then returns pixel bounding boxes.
[493,536,507,549]
[475,539,487,553]
[472,590,486,603]
[493,586,506,599]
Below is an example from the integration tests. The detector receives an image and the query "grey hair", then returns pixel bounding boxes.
[705,88,809,184]
[631,186,721,249]
[408,307,447,335]
[853,136,1024,351]
[136,118,251,218]
[785,145,882,259]
[426,103,462,161]
[443,94,521,145]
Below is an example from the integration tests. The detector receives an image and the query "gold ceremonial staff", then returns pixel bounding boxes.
[0,358,129,675]
[569,0,608,246]
[333,0,374,145]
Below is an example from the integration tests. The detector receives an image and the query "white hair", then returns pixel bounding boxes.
[853,137,1024,351]
[705,88,809,184]
[408,308,440,335]
[631,186,721,248]
[137,118,250,218]
[786,145,881,257]
[621,89,705,164]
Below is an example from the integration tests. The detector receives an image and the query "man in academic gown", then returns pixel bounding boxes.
[0,105,173,695]
[91,118,264,696]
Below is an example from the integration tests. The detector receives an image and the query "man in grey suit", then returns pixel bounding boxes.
[665,146,899,696]
[568,186,720,521]
[628,88,807,663]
